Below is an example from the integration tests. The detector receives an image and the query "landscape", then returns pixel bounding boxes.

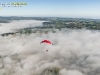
[1,17,100,36]
[0,0,100,75]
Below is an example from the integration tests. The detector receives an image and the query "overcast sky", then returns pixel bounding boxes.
[0,0,100,18]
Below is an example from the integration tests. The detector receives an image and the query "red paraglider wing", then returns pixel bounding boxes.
[40,40,52,44]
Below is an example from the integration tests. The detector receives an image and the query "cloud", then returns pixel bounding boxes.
[0,20,45,34]
[0,24,100,75]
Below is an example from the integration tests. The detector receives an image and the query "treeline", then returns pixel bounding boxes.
[0,16,100,21]
[0,19,10,23]
[43,20,100,30]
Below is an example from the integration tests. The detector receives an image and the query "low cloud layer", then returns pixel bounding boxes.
[0,20,45,34]
[0,28,100,75]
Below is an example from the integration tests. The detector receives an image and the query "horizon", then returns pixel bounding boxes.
[0,16,100,20]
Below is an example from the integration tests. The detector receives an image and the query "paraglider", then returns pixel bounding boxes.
[40,40,53,52]
[46,50,48,52]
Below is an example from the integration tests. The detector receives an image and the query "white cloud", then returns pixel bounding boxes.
[0,20,45,34]
[0,21,100,75]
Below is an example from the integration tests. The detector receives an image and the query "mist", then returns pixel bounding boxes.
[0,21,100,75]
[0,20,45,34]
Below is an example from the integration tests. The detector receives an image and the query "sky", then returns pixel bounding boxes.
[0,0,100,18]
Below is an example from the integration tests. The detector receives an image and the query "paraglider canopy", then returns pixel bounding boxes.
[40,40,53,45]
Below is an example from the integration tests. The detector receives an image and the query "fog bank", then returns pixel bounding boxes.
[0,20,45,34]
[0,29,100,75]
